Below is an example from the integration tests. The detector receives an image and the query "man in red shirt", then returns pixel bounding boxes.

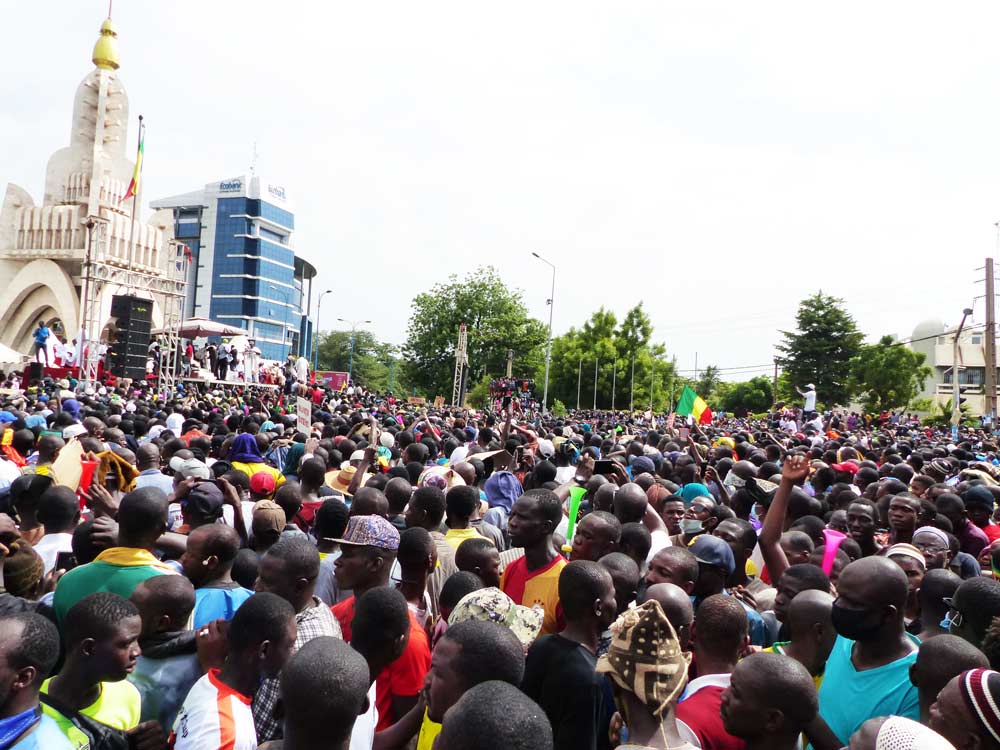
[332,515,430,731]
[676,594,749,750]
[502,489,567,635]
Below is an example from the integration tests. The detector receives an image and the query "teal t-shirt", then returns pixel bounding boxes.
[818,633,920,744]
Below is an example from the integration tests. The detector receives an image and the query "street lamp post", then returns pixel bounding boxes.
[952,307,974,427]
[313,289,332,372]
[337,317,371,383]
[532,252,556,414]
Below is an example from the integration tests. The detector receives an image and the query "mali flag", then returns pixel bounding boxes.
[121,120,144,203]
[676,385,713,424]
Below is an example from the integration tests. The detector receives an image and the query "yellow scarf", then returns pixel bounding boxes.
[94,547,177,574]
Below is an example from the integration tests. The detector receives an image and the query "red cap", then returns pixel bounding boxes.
[830,462,860,475]
[250,471,277,496]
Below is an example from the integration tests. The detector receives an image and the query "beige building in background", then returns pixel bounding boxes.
[909,318,996,415]
[0,16,174,356]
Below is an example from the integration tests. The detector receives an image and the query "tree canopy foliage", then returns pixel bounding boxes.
[776,292,863,408]
[403,267,547,399]
[848,335,931,412]
[543,302,677,411]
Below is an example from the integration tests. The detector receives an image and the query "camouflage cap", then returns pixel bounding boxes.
[447,587,543,648]
[596,599,690,718]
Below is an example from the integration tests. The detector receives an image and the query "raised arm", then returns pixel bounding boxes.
[759,454,809,585]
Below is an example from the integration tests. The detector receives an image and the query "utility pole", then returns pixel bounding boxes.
[953,308,974,426]
[694,352,698,383]
[611,360,617,411]
[576,358,582,410]
[505,349,513,378]
[593,358,599,410]
[649,358,655,410]
[773,358,779,409]
[629,352,635,413]
[986,257,997,423]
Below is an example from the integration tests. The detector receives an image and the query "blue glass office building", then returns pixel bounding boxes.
[151,176,316,361]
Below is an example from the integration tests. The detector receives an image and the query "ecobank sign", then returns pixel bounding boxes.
[219,179,243,193]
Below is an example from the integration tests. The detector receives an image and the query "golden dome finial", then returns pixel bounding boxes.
[92,14,120,71]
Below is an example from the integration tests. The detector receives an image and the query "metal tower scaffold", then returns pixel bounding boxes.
[452,323,468,406]
[78,216,189,392]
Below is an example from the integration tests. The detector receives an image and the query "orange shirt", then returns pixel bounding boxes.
[501,554,566,635]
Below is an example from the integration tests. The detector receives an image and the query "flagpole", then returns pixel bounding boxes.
[126,115,144,277]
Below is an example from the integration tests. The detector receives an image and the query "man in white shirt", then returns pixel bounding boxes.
[171,593,296,750]
[797,383,817,415]
[35,486,80,574]
[63,338,78,367]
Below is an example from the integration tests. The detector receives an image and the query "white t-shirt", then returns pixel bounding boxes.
[647,529,672,563]
[349,682,378,750]
[803,390,817,412]
[172,670,257,750]
[33,532,74,574]
[166,412,184,434]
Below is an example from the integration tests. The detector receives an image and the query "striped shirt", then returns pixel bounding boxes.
[171,670,257,750]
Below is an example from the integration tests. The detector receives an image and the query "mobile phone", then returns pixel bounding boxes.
[594,460,615,475]
[55,551,77,572]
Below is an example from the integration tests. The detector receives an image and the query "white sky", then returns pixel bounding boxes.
[4,2,1000,381]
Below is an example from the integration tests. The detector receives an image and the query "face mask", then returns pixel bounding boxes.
[680,518,704,534]
[831,601,884,642]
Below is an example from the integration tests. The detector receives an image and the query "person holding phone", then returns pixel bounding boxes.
[34,486,79,575]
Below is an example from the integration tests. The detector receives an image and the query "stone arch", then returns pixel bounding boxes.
[0,259,79,354]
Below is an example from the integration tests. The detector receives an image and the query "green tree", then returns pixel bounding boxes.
[776,292,863,408]
[848,335,932,413]
[696,365,721,399]
[718,376,774,413]
[542,303,675,411]
[464,374,492,409]
[403,267,547,399]
[316,331,409,394]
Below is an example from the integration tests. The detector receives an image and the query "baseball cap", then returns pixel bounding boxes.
[830,462,860,475]
[448,587,543,648]
[0,411,15,424]
[536,439,555,459]
[169,456,212,480]
[63,424,87,439]
[252,500,286,534]
[250,471,277,496]
[184,482,224,520]
[690,534,735,575]
[333,515,400,551]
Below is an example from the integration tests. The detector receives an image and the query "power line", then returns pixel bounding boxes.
[885,323,986,348]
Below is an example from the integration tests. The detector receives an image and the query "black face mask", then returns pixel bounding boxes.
[831,601,885,642]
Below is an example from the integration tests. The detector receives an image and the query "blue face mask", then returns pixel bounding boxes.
[940,612,954,630]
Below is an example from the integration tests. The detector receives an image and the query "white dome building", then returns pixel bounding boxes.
[0,16,176,360]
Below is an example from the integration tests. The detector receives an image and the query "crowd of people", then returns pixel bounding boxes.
[0,370,997,749]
